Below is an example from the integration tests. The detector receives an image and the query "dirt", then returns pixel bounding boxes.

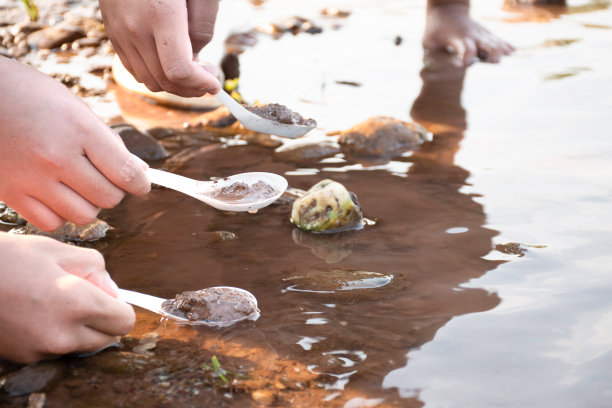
[207,180,277,203]
[245,103,317,127]
[161,287,257,322]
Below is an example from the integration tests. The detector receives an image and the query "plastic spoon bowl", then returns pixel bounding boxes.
[117,287,260,327]
[147,168,287,212]
[215,91,315,139]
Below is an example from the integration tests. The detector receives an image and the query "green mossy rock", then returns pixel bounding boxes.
[290,179,363,233]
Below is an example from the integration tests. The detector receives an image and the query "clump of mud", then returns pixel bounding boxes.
[161,287,258,322]
[245,103,317,127]
[206,180,277,203]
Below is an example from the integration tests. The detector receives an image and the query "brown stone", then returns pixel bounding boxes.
[27,24,85,50]
[338,116,430,157]
[251,389,276,405]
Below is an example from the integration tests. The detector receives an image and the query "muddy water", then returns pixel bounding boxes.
[2,0,612,407]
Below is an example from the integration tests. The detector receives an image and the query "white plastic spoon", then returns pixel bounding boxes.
[215,90,315,138]
[117,287,260,327]
[147,168,287,212]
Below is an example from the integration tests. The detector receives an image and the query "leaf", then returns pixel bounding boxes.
[21,0,38,22]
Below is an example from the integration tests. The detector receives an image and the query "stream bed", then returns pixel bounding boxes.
[1,0,612,407]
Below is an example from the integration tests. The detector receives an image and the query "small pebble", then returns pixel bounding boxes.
[251,389,276,405]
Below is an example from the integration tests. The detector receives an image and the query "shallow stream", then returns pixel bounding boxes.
[2,0,612,406]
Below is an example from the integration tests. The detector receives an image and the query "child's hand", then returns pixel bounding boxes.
[423,3,515,66]
[0,57,150,231]
[0,233,134,364]
[99,0,221,96]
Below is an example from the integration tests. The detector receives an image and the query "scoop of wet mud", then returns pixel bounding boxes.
[207,180,277,204]
[161,287,257,322]
[245,103,317,127]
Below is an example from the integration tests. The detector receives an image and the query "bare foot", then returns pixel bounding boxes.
[423,3,515,66]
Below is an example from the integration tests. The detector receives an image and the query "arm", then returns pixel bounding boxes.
[0,57,150,231]
[424,0,515,65]
[98,0,222,97]
[0,233,134,364]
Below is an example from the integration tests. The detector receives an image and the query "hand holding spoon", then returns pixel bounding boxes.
[147,168,287,212]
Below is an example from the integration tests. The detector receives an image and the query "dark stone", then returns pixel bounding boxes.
[274,140,340,163]
[0,360,68,397]
[112,124,170,161]
[27,24,85,50]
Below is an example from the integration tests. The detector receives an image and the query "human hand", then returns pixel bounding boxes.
[0,233,135,364]
[423,2,515,65]
[0,57,150,231]
[99,0,222,97]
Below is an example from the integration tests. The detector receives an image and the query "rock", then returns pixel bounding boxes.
[0,202,26,225]
[0,361,68,397]
[291,179,363,233]
[251,389,276,405]
[275,188,306,206]
[196,106,237,128]
[282,269,393,292]
[11,219,111,242]
[274,140,340,163]
[206,231,238,245]
[27,393,46,408]
[83,351,159,376]
[27,24,85,49]
[9,21,42,37]
[112,124,169,161]
[338,116,429,157]
[239,132,283,149]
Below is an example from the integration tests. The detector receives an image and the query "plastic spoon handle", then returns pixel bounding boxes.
[117,288,165,315]
[147,168,210,196]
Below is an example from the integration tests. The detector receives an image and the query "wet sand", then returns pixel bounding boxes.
[1,0,612,407]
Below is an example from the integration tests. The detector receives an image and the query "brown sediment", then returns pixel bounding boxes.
[161,287,256,322]
[245,103,317,127]
[206,180,277,203]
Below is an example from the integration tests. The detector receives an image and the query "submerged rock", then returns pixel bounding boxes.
[113,124,169,161]
[0,202,25,225]
[338,116,429,157]
[282,269,393,293]
[11,219,111,242]
[0,360,68,397]
[27,24,85,50]
[274,140,340,163]
[290,179,363,233]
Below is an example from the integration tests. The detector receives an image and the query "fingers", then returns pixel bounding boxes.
[119,44,163,92]
[6,195,66,232]
[83,127,151,197]
[153,2,221,95]
[57,246,119,297]
[77,280,136,336]
[32,181,101,226]
[187,0,219,55]
[56,153,126,210]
